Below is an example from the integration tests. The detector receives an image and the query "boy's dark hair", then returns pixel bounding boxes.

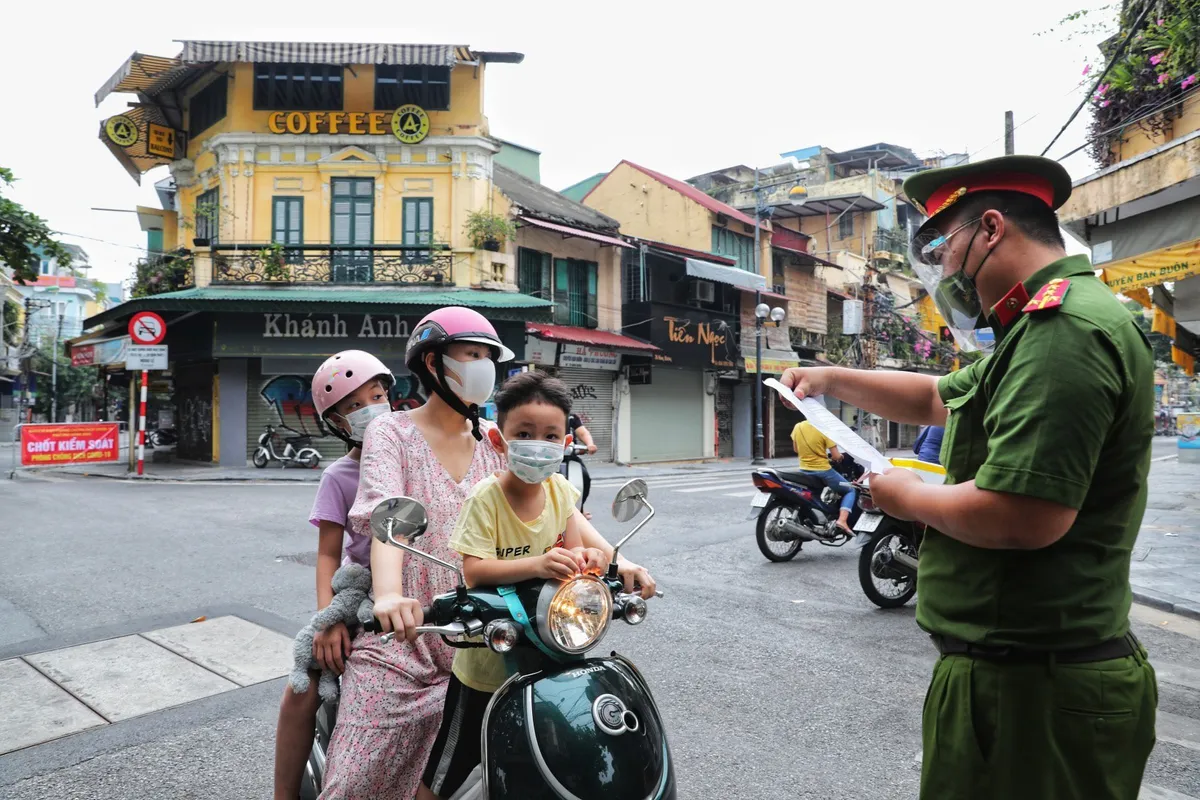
[943,190,1065,249]
[494,371,572,428]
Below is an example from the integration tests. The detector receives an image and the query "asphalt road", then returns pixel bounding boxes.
[1,461,1199,799]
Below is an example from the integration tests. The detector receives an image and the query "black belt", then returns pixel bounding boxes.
[930,631,1140,664]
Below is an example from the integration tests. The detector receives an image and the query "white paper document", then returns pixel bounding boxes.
[763,378,892,473]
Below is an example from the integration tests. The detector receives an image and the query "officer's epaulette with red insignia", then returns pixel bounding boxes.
[1023,278,1071,314]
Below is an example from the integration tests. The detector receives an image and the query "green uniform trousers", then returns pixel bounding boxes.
[920,648,1157,799]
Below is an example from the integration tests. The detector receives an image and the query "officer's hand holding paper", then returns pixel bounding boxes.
[763,378,892,474]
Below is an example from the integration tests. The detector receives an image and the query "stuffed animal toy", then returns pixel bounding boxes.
[288,562,375,703]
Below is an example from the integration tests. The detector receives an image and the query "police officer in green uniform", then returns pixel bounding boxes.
[781,154,1157,799]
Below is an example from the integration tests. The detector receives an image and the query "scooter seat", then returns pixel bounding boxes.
[771,469,828,491]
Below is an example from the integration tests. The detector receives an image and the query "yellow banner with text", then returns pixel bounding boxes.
[1101,238,1200,293]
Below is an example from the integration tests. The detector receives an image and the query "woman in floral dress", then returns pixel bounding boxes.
[320,308,656,800]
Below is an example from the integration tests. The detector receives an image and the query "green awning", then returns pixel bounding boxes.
[84,286,553,328]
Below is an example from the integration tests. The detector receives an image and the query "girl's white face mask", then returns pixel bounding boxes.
[336,403,389,442]
[502,435,565,484]
[443,355,496,406]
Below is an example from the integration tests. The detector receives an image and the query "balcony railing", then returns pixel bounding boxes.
[211,244,452,286]
[873,229,909,262]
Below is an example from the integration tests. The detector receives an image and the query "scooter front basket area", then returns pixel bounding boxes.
[481,654,675,799]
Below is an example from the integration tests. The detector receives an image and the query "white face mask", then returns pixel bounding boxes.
[503,436,565,484]
[442,355,496,406]
[336,403,389,442]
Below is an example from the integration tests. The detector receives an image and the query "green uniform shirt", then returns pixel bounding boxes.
[917,255,1155,650]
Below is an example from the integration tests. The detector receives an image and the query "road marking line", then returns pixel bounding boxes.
[675,481,758,493]
[592,475,751,489]
[723,490,760,498]
[1158,710,1200,753]
[1154,661,1200,693]
[1152,453,1179,463]
[1130,603,1200,642]
[1140,783,1200,800]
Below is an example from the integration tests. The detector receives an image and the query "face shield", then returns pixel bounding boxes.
[908,218,995,354]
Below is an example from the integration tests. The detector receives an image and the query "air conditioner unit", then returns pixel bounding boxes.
[690,280,716,303]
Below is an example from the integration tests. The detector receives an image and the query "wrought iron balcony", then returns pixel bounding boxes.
[210,244,452,286]
[873,228,909,262]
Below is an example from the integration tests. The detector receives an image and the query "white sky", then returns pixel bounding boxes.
[0,0,1111,284]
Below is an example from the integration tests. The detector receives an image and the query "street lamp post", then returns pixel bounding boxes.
[753,293,787,466]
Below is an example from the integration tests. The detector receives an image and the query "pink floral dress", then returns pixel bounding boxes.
[320,412,503,800]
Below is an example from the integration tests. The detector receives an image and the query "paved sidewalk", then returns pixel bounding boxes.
[1131,450,1200,620]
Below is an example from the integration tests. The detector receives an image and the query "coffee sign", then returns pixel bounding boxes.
[267,106,430,144]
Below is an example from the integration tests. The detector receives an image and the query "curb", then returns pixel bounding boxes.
[1132,587,1200,622]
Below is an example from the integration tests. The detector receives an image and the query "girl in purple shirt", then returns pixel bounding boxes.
[272,350,395,800]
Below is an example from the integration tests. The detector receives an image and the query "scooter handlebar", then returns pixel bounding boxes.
[361,606,433,634]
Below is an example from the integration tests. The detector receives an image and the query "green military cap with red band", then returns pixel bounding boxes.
[902,154,1075,235]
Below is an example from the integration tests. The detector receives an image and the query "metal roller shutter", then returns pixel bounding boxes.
[553,367,614,462]
[630,367,705,462]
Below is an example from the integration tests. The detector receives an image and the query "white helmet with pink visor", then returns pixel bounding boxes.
[405,307,514,440]
[311,350,395,445]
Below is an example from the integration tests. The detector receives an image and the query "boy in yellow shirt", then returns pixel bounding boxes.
[419,370,606,800]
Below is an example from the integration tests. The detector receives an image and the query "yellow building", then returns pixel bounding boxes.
[584,160,844,461]
[83,41,568,465]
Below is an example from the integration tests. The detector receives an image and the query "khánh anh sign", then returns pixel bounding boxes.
[267,106,430,144]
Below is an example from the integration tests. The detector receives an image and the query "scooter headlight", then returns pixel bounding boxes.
[484,619,519,653]
[536,575,612,655]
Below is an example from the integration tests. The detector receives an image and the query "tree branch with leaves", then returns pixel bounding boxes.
[0,167,70,285]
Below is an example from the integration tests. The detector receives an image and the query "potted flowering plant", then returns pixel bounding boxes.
[463,210,517,252]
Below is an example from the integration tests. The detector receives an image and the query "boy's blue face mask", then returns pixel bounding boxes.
[502,435,564,484]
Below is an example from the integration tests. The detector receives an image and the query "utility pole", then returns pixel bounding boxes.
[1005,111,1015,156]
[51,312,63,422]
[752,168,765,466]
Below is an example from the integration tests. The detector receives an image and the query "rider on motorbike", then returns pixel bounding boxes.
[418,371,606,799]
[790,416,858,537]
[319,308,657,800]
[273,350,394,800]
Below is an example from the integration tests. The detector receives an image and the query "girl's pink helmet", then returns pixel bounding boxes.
[311,350,395,420]
[404,306,514,373]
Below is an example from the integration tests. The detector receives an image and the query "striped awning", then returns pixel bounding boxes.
[178,40,462,66]
[95,52,184,107]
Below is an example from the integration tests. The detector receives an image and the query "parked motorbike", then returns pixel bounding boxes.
[748,456,866,562]
[560,440,591,514]
[854,479,924,609]
[252,424,321,469]
[301,480,673,800]
[146,426,177,448]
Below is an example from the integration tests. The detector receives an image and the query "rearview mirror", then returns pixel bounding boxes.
[612,479,649,523]
[370,496,429,545]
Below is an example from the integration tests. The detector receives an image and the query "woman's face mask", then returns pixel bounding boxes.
[442,355,496,406]
[501,434,565,484]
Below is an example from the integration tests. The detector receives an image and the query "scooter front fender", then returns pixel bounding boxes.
[482,654,675,799]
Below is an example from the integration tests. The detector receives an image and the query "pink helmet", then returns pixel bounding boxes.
[311,350,395,420]
[404,306,514,373]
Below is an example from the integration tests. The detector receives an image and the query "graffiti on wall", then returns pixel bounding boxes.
[569,383,598,402]
[179,396,213,456]
[258,374,424,437]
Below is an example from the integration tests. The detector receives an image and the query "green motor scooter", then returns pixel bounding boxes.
[365,478,674,800]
